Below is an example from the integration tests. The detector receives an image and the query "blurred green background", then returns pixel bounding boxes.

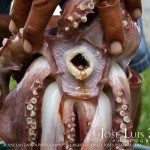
[137,67,150,146]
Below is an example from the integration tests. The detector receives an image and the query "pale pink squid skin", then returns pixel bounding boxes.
[0,0,141,150]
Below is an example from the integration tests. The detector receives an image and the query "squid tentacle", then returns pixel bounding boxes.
[108,62,134,149]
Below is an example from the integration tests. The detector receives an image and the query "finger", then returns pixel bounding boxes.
[0,15,11,39]
[97,0,125,55]
[47,16,60,29]
[125,0,142,20]
[23,0,60,53]
[9,0,33,33]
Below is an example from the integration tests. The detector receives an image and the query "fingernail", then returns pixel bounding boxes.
[23,39,32,53]
[0,47,3,51]
[133,8,142,19]
[122,20,128,28]
[9,20,17,33]
[2,38,8,46]
[19,28,24,34]
[110,41,123,55]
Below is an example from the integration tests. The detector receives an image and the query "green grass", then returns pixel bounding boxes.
[137,67,150,145]
[9,77,17,91]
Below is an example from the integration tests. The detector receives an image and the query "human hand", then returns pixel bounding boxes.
[58,0,142,55]
[97,0,142,55]
[9,0,60,53]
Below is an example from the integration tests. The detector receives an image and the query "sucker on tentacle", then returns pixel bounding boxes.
[25,79,43,147]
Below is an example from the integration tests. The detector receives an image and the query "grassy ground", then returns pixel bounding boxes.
[137,67,150,146]
[9,77,17,91]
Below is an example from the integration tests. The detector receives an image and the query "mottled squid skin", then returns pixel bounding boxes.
[0,0,141,150]
[0,56,51,150]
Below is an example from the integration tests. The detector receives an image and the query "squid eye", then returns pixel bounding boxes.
[71,53,89,70]
[66,47,94,80]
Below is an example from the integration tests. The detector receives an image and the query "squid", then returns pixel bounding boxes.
[0,0,142,150]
